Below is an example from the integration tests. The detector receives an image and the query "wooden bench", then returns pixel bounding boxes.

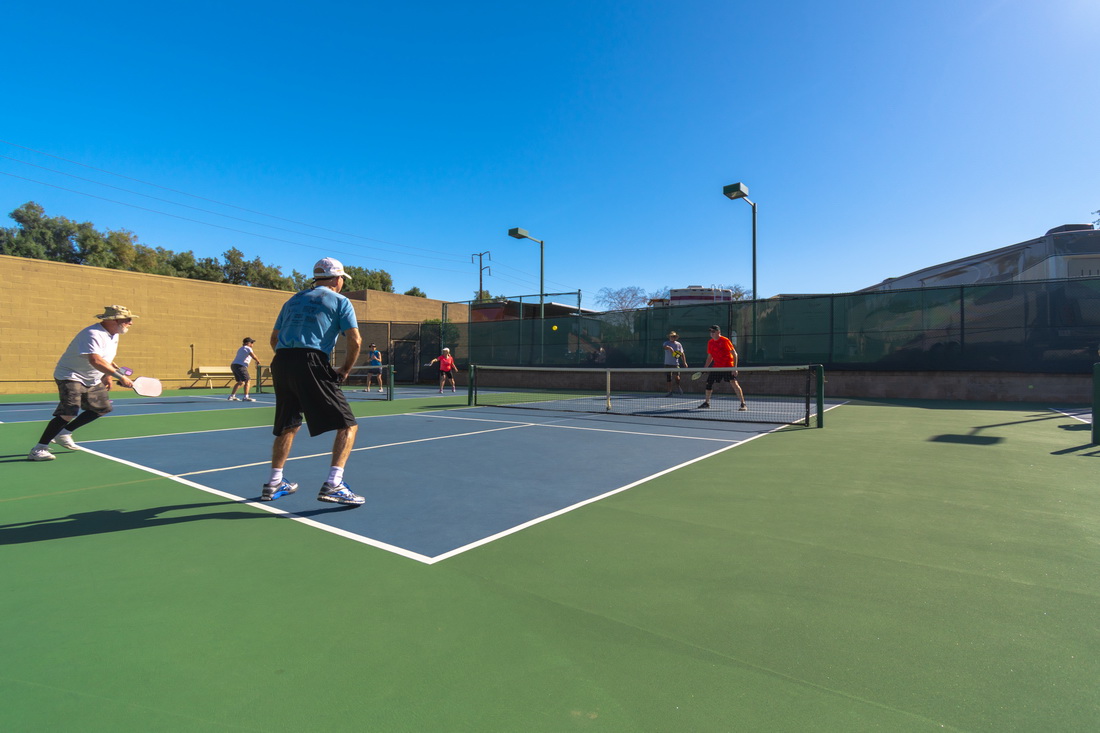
[194,366,237,388]
[193,365,270,389]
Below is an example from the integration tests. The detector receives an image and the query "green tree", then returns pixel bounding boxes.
[404,286,427,297]
[344,265,394,293]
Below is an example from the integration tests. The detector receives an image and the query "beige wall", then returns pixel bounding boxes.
[0,255,464,394]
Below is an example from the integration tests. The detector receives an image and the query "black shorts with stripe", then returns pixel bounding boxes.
[271,349,357,437]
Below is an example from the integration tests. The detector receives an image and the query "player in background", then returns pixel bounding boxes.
[365,342,384,393]
[697,324,747,411]
[28,305,137,461]
[228,337,261,402]
[662,330,688,396]
[428,347,456,393]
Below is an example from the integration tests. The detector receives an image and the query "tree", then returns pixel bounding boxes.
[595,286,649,311]
[404,286,427,298]
[344,265,394,293]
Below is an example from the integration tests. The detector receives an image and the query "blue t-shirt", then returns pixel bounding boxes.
[368,349,382,366]
[273,286,358,353]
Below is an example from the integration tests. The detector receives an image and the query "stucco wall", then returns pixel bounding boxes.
[0,255,462,394]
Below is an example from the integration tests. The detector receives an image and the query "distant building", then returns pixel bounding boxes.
[648,285,736,307]
[861,224,1100,292]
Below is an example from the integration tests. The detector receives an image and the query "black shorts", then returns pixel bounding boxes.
[705,370,737,388]
[54,379,113,417]
[271,349,357,437]
[367,366,382,376]
[231,363,251,382]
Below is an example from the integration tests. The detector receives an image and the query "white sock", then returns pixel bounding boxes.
[269,468,283,485]
[327,466,344,486]
[35,443,49,450]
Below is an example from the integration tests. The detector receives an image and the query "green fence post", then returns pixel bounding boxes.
[468,365,476,407]
[816,364,825,429]
[1093,363,1099,445]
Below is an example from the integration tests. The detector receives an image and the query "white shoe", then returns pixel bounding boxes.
[227,396,240,401]
[28,447,55,461]
[242,397,256,402]
[378,388,384,393]
[52,433,79,450]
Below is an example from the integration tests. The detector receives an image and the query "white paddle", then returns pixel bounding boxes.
[131,376,163,397]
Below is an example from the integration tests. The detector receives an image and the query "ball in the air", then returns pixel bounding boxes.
[552,325,558,330]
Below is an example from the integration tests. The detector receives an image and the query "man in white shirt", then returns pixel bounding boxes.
[228,337,261,402]
[28,305,137,461]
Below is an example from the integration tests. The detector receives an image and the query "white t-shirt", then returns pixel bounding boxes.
[54,323,119,386]
[233,345,256,366]
[663,339,685,366]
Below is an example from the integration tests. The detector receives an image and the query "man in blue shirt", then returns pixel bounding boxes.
[262,257,364,506]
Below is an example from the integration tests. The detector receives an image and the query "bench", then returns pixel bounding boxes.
[193,365,270,389]
[194,366,237,388]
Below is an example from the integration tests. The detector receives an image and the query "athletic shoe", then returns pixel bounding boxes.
[438,389,444,394]
[227,396,240,401]
[261,479,298,501]
[697,401,710,409]
[739,404,748,411]
[52,433,79,450]
[665,391,674,397]
[318,481,365,506]
[452,387,456,393]
[28,447,55,461]
[378,388,384,393]
[242,397,256,402]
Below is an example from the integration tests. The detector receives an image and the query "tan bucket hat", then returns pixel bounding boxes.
[95,305,139,320]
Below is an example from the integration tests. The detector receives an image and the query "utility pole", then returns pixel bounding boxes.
[472,251,491,301]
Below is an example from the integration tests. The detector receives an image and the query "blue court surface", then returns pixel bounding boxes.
[74,405,828,564]
[0,386,450,423]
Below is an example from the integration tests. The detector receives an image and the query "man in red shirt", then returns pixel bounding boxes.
[698,324,747,411]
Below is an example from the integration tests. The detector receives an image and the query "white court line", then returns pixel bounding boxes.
[75,445,434,564]
[178,423,535,476]
[1050,407,1091,424]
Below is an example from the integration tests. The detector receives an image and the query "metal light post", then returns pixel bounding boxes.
[723,182,757,301]
[508,227,545,363]
[507,227,544,321]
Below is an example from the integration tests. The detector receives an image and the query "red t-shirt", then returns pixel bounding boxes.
[706,336,735,368]
[438,355,455,372]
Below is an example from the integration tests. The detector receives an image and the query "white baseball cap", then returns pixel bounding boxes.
[313,257,348,280]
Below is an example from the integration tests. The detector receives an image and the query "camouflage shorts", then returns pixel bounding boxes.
[54,379,114,417]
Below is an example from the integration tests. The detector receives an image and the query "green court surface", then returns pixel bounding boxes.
[1,392,1097,732]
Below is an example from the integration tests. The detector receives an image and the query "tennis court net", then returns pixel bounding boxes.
[471,365,824,426]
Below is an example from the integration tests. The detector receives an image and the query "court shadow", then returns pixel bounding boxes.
[929,434,1004,445]
[0,500,266,545]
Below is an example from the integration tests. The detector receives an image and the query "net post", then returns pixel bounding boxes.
[468,364,476,406]
[1093,363,1100,445]
[605,369,611,412]
[815,364,825,428]
[386,364,395,401]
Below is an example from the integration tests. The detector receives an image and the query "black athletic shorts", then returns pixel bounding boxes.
[705,370,737,388]
[231,363,251,382]
[271,349,357,437]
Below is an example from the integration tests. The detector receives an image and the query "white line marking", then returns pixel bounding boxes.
[75,445,434,564]
[1050,407,1091,424]
[177,423,534,476]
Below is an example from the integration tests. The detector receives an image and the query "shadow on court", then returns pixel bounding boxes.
[0,499,360,545]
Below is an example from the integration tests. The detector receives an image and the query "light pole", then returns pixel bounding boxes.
[508,227,545,363]
[723,182,756,301]
[507,228,544,321]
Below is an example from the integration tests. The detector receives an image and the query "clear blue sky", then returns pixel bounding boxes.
[3,0,1097,305]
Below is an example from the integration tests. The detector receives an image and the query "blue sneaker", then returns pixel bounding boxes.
[318,481,365,506]
[261,479,298,501]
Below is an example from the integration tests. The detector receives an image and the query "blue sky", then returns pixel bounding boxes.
[3,0,1097,305]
